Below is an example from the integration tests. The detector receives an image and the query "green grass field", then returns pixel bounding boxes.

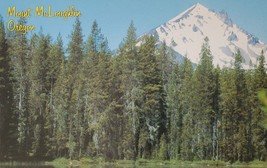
[44,158,267,168]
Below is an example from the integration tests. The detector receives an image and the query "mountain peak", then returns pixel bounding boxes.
[194,3,208,10]
[169,3,209,23]
[143,3,267,69]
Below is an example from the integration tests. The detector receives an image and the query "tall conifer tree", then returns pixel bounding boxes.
[8,18,30,158]
[0,15,16,160]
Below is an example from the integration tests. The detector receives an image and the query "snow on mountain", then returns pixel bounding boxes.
[140,3,267,68]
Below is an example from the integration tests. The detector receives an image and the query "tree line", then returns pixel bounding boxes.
[0,17,267,162]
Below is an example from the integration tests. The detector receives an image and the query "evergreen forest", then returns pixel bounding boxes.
[0,17,267,163]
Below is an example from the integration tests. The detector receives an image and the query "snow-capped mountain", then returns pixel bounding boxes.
[141,3,267,68]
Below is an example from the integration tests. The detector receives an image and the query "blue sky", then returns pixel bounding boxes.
[0,0,267,50]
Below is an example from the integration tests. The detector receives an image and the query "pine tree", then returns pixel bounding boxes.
[45,34,65,158]
[0,15,8,160]
[250,50,267,160]
[118,22,143,160]
[212,66,221,161]
[165,63,180,159]
[220,68,236,162]
[47,34,65,88]
[65,18,84,159]
[8,18,30,159]
[67,18,84,63]
[192,37,216,160]
[28,32,51,159]
[53,58,69,158]
[156,41,174,160]
[220,50,251,162]
[138,35,166,159]
[254,50,267,89]
[178,57,195,160]
[84,20,103,158]
[0,15,16,160]
[84,20,113,159]
[234,50,250,161]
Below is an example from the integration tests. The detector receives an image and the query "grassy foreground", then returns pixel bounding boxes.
[45,158,267,168]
